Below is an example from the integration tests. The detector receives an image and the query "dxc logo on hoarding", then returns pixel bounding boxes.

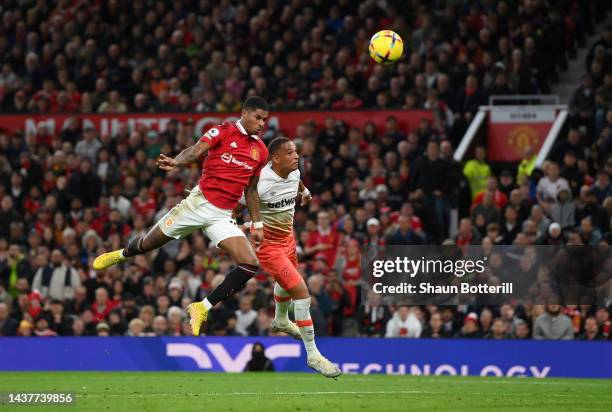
[166,343,301,372]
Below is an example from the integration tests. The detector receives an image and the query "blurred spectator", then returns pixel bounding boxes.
[31,249,80,301]
[595,74,612,137]
[152,316,168,337]
[533,305,574,340]
[550,187,576,231]
[455,218,481,246]
[578,217,602,245]
[91,288,117,324]
[471,191,500,232]
[244,342,275,372]
[96,322,111,337]
[463,146,491,199]
[75,127,102,163]
[47,299,72,336]
[387,215,426,245]
[513,319,531,339]
[33,314,57,337]
[479,308,494,336]
[411,141,451,242]
[241,278,269,312]
[235,296,258,337]
[126,318,146,337]
[67,159,102,207]
[579,316,603,341]
[305,211,339,267]
[0,244,32,298]
[592,170,612,202]
[357,292,390,337]
[0,197,21,240]
[0,302,19,336]
[18,319,34,336]
[485,318,511,340]
[98,91,127,114]
[420,312,449,338]
[569,75,596,138]
[385,306,422,338]
[454,312,482,338]
[536,162,570,212]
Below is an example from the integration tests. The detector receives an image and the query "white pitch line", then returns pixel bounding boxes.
[335,377,611,387]
[76,390,582,398]
[205,391,574,398]
[78,390,437,397]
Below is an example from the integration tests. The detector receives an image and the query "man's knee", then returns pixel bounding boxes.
[289,280,309,300]
[220,237,258,266]
[241,255,259,267]
[232,244,259,267]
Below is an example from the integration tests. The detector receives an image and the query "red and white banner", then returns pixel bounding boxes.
[487,108,556,162]
[0,110,432,138]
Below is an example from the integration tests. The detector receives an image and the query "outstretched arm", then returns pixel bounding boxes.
[157,140,210,171]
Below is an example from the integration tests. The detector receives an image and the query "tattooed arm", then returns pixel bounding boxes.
[156,140,210,171]
[245,174,263,245]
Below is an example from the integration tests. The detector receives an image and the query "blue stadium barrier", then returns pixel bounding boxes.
[0,337,610,378]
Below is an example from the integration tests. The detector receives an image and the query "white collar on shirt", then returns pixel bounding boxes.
[236,120,259,139]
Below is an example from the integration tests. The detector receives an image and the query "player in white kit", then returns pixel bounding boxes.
[236,137,341,378]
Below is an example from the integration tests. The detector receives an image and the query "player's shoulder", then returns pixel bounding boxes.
[289,169,301,179]
[212,122,235,135]
[257,163,277,193]
[260,162,274,177]
[201,123,228,141]
[260,163,282,184]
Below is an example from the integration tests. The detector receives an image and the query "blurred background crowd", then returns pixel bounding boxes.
[0,0,611,340]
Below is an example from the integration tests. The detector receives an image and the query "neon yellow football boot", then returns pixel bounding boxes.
[186,302,209,336]
[93,250,127,270]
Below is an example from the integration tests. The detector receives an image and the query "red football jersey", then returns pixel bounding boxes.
[198,120,268,210]
[307,228,340,267]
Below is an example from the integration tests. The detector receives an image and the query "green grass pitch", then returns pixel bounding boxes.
[1,372,611,411]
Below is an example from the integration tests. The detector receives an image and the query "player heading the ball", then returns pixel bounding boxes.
[93,96,270,336]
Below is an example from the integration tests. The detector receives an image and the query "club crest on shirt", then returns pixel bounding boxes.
[165,217,174,227]
[250,147,260,161]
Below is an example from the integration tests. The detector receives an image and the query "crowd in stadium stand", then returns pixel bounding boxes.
[1,0,610,141]
[0,1,611,340]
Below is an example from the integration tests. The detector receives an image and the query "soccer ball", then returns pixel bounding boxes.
[369,30,404,64]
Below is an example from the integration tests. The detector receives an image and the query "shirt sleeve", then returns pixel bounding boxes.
[198,126,222,149]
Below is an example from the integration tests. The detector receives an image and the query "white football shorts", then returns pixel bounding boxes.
[158,186,246,247]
